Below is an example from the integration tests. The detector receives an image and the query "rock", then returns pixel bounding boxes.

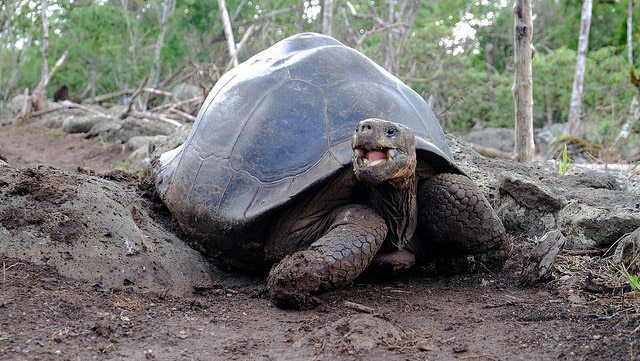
[448,135,640,249]
[150,124,192,160]
[171,83,201,101]
[556,203,640,249]
[293,314,404,353]
[126,135,167,151]
[499,172,566,212]
[62,114,111,134]
[465,127,515,153]
[86,118,174,143]
[0,166,217,295]
[610,228,640,274]
[3,94,28,118]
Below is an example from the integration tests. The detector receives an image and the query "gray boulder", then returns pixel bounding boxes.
[465,127,515,153]
[126,135,167,151]
[171,83,201,101]
[86,118,174,143]
[450,136,640,249]
[3,94,28,119]
[62,114,111,134]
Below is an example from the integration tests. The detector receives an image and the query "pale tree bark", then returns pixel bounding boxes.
[513,0,535,162]
[148,0,174,88]
[486,42,496,102]
[143,0,174,108]
[295,0,305,33]
[567,0,592,136]
[609,0,638,156]
[120,0,139,74]
[32,0,49,111]
[382,0,395,71]
[392,0,420,72]
[219,0,238,68]
[321,0,333,36]
[629,0,634,66]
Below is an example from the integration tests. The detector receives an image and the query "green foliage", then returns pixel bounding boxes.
[618,264,640,295]
[558,144,569,176]
[0,0,638,161]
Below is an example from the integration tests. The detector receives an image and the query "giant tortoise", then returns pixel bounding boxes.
[155,33,508,308]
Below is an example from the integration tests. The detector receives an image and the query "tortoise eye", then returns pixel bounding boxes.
[385,127,397,137]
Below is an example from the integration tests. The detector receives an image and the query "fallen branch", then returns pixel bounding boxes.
[118,76,149,120]
[150,96,203,112]
[84,89,135,104]
[168,107,196,122]
[84,87,179,105]
[60,100,112,118]
[520,230,566,286]
[470,143,516,160]
[128,111,181,127]
[344,300,375,313]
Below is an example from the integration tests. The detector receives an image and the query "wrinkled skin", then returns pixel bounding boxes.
[266,118,508,309]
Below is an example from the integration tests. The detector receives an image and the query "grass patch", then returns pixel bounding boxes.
[618,264,640,294]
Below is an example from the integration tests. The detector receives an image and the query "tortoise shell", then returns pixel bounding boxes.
[157,32,460,236]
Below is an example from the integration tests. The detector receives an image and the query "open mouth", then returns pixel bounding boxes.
[354,147,396,168]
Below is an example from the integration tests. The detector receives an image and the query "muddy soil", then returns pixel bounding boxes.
[0,121,639,360]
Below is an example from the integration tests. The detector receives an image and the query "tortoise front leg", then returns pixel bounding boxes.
[267,205,387,309]
[415,173,508,272]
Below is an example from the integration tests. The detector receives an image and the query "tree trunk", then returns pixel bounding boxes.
[513,0,535,162]
[120,0,139,75]
[392,0,420,73]
[321,0,333,36]
[295,0,305,33]
[149,0,174,87]
[219,0,238,68]
[629,0,634,66]
[610,0,638,153]
[567,0,592,136]
[383,0,395,72]
[486,42,496,102]
[33,0,49,112]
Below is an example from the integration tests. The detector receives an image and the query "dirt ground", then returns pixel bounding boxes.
[1,121,639,360]
[0,122,129,172]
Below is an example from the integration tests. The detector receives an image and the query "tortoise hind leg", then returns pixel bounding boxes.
[415,173,508,273]
[267,205,387,309]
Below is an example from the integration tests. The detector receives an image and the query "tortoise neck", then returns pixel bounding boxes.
[365,174,417,250]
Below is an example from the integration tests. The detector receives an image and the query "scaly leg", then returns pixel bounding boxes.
[267,205,387,309]
[416,173,508,272]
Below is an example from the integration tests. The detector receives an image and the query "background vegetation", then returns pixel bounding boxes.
[1,0,639,149]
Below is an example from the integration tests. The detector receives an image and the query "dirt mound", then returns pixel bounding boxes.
[0,165,218,295]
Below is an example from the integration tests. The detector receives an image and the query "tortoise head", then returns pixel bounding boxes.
[352,118,417,184]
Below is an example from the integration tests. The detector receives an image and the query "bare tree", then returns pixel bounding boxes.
[120,0,139,75]
[382,0,394,71]
[295,0,305,33]
[32,0,49,111]
[608,0,638,156]
[486,42,496,102]
[513,0,535,162]
[567,0,592,136]
[148,0,175,90]
[219,0,238,67]
[321,0,333,36]
[629,0,634,66]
